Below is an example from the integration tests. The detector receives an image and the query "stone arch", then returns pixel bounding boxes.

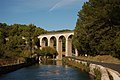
[41,37,48,47]
[68,34,73,39]
[38,31,76,60]
[59,35,66,52]
[67,34,74,56]
[50,36,57,49]
[56,35,66,59]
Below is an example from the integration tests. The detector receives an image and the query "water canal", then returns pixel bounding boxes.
[0,60,91,80]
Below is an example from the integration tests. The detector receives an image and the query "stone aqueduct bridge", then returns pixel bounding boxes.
[38,31,78,60]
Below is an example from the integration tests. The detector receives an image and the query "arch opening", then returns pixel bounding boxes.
[50,36,56,49]
[67,34,74,56]
[41,37,48,47]
[59,36,66,56]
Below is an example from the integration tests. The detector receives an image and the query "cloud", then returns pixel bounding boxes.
[49,0,78,12]
[4,0,58,13]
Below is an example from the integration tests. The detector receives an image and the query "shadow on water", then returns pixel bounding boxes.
[0,60,91,80]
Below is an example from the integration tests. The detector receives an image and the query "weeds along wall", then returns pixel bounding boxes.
[63,57,120,80]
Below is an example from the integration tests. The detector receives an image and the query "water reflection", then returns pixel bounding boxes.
[0,60,91,80]
[56,60,62,66]
[39,59,63,66]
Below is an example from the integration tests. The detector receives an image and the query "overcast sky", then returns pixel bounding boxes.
[0,0,88,31]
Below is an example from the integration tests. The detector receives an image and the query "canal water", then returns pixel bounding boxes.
[0,60,91,80]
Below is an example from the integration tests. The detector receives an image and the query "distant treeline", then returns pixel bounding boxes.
[48,29,73,33]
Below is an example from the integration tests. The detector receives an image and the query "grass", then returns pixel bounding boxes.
[63,58,90,72]
[94,68,101,80]
[63,58,101,80]
[78,55,120,64]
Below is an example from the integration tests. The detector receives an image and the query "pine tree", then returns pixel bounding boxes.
[74,0,120,57]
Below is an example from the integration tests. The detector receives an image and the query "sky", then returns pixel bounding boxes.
[0,0,88,31]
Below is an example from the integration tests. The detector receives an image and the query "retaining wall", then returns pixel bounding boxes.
[0,58,37,75]
[63,57,120,80]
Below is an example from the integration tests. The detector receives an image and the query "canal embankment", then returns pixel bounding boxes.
[0,58,37,75]
[63,57,120,80]
[0,60,91,80]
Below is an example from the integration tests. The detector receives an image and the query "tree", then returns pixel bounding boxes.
[73,0,120,57]
[40,47,58,58]
[0,23,8,58]
[0,23,47,60]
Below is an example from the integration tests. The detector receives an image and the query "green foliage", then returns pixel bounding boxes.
[63,58,90,74]
[0,23,47,59]
[40,46,58,57]
[49,29,73,33]
[74,0,120,58]
[94,68,101,80]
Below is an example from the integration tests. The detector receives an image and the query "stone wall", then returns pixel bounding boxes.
[63,57,120,80]
[0,58,37,75]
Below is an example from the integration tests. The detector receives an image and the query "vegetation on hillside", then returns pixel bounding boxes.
[73,0,120,58]
[0,23,47,60]
[48,29,73,33]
